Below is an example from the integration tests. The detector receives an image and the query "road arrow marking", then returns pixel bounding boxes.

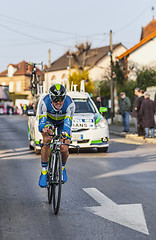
[83,188,149,235]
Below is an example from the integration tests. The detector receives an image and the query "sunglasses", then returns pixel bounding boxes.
[51,96,65,103]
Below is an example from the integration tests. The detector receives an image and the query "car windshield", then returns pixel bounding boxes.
[73,98,96,113]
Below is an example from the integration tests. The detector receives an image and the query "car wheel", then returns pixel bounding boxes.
[97,147,108,153]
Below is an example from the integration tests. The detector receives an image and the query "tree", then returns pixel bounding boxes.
[98,63,156,110]
[68,68,94,93]
[112,61,126,89]
[69,42,96,70]
[99,78,110,98]
[98,60,126,98]
[67,42,95,94]
[136,68,156,90]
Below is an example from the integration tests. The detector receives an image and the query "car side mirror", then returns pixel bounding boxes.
[27,109,36,116]
[99,107,108,113]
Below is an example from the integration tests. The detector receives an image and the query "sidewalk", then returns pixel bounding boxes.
[109,124,156,145]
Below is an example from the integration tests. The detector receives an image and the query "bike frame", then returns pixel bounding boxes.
[27,62,43,96]
[40,127,79,214]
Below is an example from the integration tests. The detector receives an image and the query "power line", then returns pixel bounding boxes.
[0,12,109,39]
[0,12,77,36]
[115,0,156,33]
[0,23,70,47]
[0,1,155,51]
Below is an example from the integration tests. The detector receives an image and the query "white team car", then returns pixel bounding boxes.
[27,91,109,154]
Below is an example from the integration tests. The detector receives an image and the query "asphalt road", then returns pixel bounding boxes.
[0,115,156,240]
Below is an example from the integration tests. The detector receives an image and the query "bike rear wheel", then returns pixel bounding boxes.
[47,154,53,204]
[53,151,62,215]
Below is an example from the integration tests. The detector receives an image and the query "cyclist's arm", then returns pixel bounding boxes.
[38,98,48,132]
[62,101,75,139]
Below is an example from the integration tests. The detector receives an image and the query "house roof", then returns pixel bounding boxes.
[117,30,156,60]
[0,60,42,77]
[46,43,124,72]
[140,17,156,40]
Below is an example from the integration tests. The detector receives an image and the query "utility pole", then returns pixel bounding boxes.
[110,30,114,123]
[67,52,72,91]
[48,49,51,68]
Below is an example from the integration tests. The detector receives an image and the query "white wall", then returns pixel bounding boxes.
[15,99,29,109]
[89,45,127,81]
[146,86,156,101]
[44,69,70,93]
[128,37,156,66]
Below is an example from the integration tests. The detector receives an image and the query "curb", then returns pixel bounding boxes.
[110,131,156,145]
[109,131,125,138]
[126,134,156,145]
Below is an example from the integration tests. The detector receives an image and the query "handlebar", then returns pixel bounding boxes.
[40,125,80,153]
[27,62,43,71]
[40,139,80,148]
[39,137,80,154]
[27,62,43,66]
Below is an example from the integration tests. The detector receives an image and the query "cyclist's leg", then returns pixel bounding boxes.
[39,132,52,188]
[57,123,70,163]
[60,139,70,163]
[41,132,52,163]
[60,141,70,183]
[58,124,70,183]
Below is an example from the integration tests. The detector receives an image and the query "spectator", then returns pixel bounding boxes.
[154,93,156,112]
[28,104,33,110]
[95,97,102,110]
[132,87,140,133]
[140,92,155,138]
[23,104,27,115]
[13,105,18,114]
[20,104,23,115]
[118,92,131,133]
[137,89,145,136]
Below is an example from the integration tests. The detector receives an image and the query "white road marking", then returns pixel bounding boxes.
[83,188,149,235]
[0,147,39,160]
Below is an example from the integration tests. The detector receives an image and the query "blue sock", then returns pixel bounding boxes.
[41,161,48,173]
[62,162,66,170]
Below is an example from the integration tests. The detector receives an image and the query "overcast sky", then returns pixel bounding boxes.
[0,0,156,72]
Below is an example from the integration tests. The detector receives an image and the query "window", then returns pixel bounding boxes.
[62,74,69,89]
[16,81,21,92]
[50,75,56,88]
[25,78,30,90]
[51,75,56,81]
[9,82,14,92]
[74,99,96,113]
[62,74,67,80]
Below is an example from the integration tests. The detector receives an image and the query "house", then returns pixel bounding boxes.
[118,17,156,79]
[44,43,127,94]
[0,60,42,103]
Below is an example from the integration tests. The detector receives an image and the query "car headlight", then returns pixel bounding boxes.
[95,117,108,128]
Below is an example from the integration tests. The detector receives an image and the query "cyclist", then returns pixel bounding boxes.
[38,83,75,188]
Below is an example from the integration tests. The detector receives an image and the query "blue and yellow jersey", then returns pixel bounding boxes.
[38,94,75,138]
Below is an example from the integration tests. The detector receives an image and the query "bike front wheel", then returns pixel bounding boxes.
[47,154,53,204]
[53,151,62,215]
